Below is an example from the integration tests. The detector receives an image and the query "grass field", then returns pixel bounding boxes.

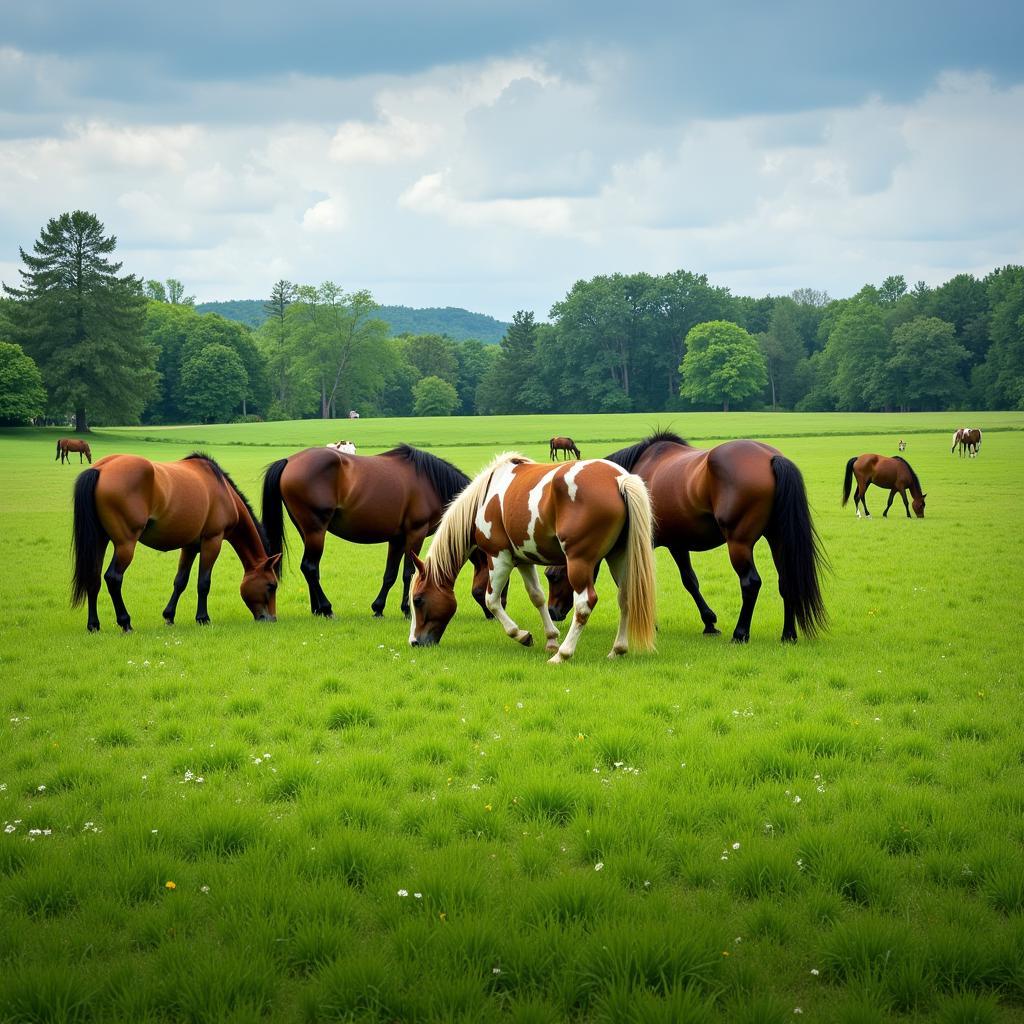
[1,412,1022,1024]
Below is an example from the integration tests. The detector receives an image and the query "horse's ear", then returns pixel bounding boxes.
[411,552,426,575]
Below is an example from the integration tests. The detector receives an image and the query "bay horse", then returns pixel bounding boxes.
[71,453,280,632]
[57,438,92,464]
[546,432,828,644]
[842,454,926,519]
[409,452,656,664]
[549,436,580,461]
[261,444,495,620]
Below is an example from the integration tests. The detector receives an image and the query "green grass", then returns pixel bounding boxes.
[1,412,1023,1022]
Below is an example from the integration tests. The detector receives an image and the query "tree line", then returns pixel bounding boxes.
[1,210,1022,428]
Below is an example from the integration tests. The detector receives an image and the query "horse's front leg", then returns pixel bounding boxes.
[371,538,405,617]
[399,550,415,618]
[670,545,719,634]
[195,536,224,625]
[882,489,897,517]
[163,544,199,624]
[902,490,911,518]
[104,539,138,632]
[486,551,533,647]
[517,564,560,652]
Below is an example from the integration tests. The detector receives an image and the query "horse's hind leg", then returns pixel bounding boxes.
[371,538,405,617]
[883,489,897,518]
[767,534,797,643]
[299,530,333,617]
[549,557,599,664]
[104,540,138,632]
[485,550,533,647]
[517,563,561,653]
[195,536,223,625]
[726,539,761,643]
[670,545,719,634]
[163,544,199,625]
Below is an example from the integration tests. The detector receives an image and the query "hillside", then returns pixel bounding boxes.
[195,299,509,342]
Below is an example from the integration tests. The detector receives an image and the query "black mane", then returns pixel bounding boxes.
[606,431,689,472]
[380,444,470,505]
[893,455,922,494]
[185,452,271,552]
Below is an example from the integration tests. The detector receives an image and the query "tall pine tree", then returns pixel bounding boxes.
[4,211,155,431]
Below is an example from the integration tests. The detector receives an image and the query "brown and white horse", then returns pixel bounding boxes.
[327,440,356,454]
[410,452,656,663]
[57,438,92,464]
[842,454,926,519]
[549,436,580,461]
[71,453,280,631]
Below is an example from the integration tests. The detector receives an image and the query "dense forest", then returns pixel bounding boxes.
[197,300,509,343]
[1,211,1022,427]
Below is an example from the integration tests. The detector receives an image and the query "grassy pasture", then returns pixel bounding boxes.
[1,412,1022,1023]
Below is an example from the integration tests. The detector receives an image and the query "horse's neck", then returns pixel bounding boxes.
[226,493,266,568]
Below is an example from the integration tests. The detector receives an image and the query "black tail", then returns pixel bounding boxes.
[261,459,288,577]
[71,468,107,607]
[841,457,856,507]
[770,456,829,639]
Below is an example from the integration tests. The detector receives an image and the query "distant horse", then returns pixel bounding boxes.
[546,432,828,644]
[410,452,656,663]
[262,444,495,619]
[71,453,280,632]
[961,428,982,457]
[57,438,92,464]
[549,436,580,461]
[842,454,926,519]
[897,439,906,452]
[327,440,356,454]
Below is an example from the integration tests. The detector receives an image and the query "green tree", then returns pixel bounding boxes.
[412,375,459,416]
[759,298,808,409]
[144,280,167,302]
[679,321,767,412]
[887,317,969,410]
[0,341,46,424]
[404,334,460,386]
[455,339,498,415]
[166,278,195,305]
[179,343,248,423]
[879,275,908,306]
[983,266,1024,408]
[4,210,155,430]
[261,279,296,407]
[476,310,544,414]
[823,301,892,410]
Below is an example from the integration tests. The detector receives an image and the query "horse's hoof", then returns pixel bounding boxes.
[87,623,100,633]
[731,634,749,644]
[163,618,175,626]
[548,652,566,665]
[372,610,384,618]
[516,631,534,647]
[545,638,560,653]
[781,633,797,644]
[196,617,210,626]
[703,626,721,636]
[120,624,133,634]
[607,647,627,659]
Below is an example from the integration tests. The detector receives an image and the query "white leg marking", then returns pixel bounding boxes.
[549,589,593,664]
[518,564,560,651]
[487,550,532,645]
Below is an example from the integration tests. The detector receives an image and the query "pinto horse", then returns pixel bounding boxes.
[71,453,280,632]
[546,432,827,644]
[57,438,92,464]
[262,444,494,619]
[410,452,656,664]
[842,454,926,519]
[549,436,580,460]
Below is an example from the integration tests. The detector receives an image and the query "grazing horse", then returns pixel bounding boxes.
[546,432,828,644]
[842,454,926,519]
[57,438,92,464]
[961,428,982,457]
[71,453,280,632]
[327,440,356,454]
[410,452,656,664]
[897,439,906,452]
[549,436,580,461]
[261,444,495,619]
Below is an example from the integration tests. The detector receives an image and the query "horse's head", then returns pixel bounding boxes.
[240,554,281,621]
[913,493,926,518]
[409,553,457,646]
[545,565,573,622]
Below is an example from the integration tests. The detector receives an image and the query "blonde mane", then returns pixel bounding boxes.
[424,451,530,583]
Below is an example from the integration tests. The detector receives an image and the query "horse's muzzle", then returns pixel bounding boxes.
[256,613,277,622]
[548,604,571,623]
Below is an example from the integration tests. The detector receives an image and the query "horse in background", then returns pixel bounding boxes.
[262,444,496,620]
[546,431,828,644]
[961,428,982,457]
[57,438,92,464]
[410,452,656,663]
[71,453,280,632]
[549,436,580,461]
[328,440,356,454]
[842,454,926,518]
[897,439,906,452]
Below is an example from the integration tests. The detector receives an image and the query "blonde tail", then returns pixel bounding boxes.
[617,473,657,652]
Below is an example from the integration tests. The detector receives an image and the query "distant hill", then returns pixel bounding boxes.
[195,300,509,343]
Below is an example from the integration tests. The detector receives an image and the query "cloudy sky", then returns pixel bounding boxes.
[2,0,1022,319]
